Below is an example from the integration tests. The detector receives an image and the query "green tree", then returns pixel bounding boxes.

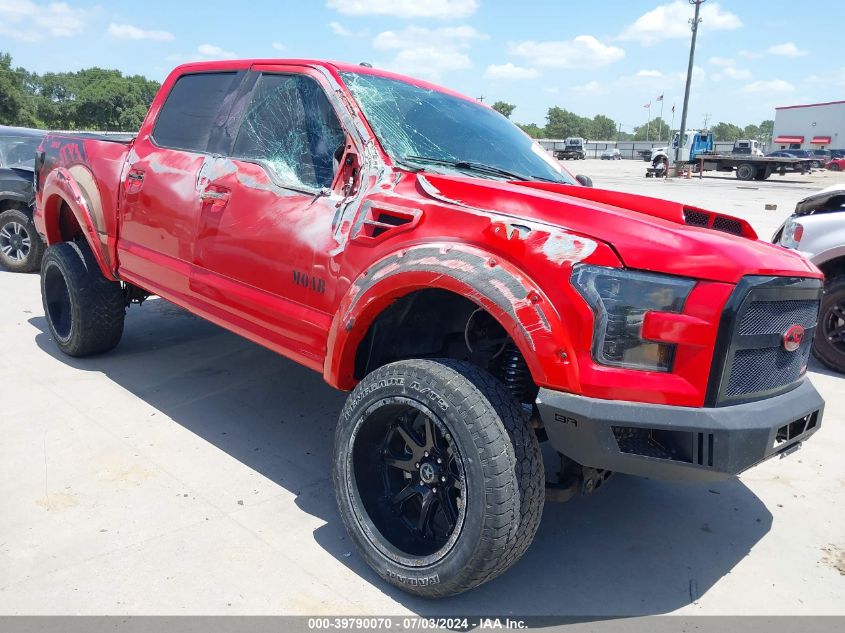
[0,52,38,126]
[492,101,516,119]
[590,114,617,140]
[632,117,670,142]
[758,119,774,142]
[0,52,160,131]
[517,122,545,138]
[710,122,744,141]
[545,107,591,139]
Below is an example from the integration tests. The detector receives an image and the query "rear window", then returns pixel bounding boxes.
[0,136,42,167]
[153,72,240,153]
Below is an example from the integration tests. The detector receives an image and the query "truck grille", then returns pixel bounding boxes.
[707,277,822,406]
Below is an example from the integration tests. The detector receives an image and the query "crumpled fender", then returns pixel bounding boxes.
[324,242,581,391]
[38,165,117,280]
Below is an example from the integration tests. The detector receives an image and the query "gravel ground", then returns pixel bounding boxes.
[0,160,842,616]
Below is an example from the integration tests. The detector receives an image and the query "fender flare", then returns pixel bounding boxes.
[39,166,117,280]
[324,243,580,391]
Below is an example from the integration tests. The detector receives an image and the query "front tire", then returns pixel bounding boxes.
[0,208,44,273]
[333,359,544,597]
[40,242,125,357]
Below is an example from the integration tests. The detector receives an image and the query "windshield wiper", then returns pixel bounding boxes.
[401,155,531,181]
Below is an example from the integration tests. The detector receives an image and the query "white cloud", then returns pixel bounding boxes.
[326,0,478,19]
[0,0,88,42]
[508,36,624,69]
[107,23,174,41]
[619,1,741,45]
[709,56,735,67]
[636,69,663,78]
[722,66,751,80]
[805,67,845,87]
[271,41,286,51]
[484,63,539,80]
[572,81,606,97]
[738,49,763,59]
[373,25,486,79]
[196,44,237,60]
[767,42,808,57]
[742,79,795,94]
[328,20,366,37]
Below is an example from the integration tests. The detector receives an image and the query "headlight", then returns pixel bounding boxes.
[779,218,804,249]
[571,265,695,372]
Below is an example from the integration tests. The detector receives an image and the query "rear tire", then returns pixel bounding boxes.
[0,208,44,273]
[333,359,544,597]
[813,277,845,374]
[830,163,840,172]
[736,163,756,181]
[40,242,125,357]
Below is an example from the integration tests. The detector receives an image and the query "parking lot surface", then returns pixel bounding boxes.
[1,160,843,616]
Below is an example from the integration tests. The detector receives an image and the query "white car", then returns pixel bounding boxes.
[774,184,845,373]
[600,148,622,160]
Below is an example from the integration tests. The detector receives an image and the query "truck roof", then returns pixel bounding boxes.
[167,58,484,107]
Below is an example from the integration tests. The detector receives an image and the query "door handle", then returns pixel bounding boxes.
[125,169,145,194]
[200,185,231,212]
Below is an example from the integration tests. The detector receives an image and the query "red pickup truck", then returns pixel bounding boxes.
[34,59,825,597]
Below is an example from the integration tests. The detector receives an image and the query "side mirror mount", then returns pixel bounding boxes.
[576,174,593,187]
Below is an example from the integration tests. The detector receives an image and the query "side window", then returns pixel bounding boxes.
[153,72,241,152]
[232,73,346,190]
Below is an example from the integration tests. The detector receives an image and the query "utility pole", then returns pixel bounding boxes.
[702,112,712,129]
[477,95,485,103]
[675,0,705,166]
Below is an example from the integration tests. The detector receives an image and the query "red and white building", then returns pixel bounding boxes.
[772,100,845,151]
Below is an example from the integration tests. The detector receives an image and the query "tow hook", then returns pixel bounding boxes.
[545,454,613,503]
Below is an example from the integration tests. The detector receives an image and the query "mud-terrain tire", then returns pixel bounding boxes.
[736,163,756,181]
[0,208,44,273]
[333,359,544,597]
[813,276,845,374]
[40,241,125,357]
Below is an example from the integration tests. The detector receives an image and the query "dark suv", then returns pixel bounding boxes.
[0,125,45,272]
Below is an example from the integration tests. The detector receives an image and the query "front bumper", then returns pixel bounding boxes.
[536,379,824,481]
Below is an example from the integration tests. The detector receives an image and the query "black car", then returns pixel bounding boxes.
[0,125,46,272]
[766,150,797,158]
[775,149,824,168]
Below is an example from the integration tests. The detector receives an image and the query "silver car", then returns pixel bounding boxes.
[600,148,622,160]
[774,184,845,372]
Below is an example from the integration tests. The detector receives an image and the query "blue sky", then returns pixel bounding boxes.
[1,0,842,131]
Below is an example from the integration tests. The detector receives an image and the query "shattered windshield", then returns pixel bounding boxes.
[340,72,574,184]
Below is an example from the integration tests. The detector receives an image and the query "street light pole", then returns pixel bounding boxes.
[675,0,705,166]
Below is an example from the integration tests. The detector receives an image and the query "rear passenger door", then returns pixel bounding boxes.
[190,66,350,369]
[118,71,243,300]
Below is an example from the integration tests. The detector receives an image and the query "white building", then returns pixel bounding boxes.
[772,100,845,151]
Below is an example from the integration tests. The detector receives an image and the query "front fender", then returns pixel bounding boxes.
[324,243,581,391]
[37,166,117,280]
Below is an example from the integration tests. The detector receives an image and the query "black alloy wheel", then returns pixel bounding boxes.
[352,398,465,561]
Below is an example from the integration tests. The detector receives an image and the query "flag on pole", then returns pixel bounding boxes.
[656,94,664,102]
[672,104,675,113]
[644,102,651,108]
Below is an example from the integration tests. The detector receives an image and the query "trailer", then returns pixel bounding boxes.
[695,153,814,181]
[651,132,814,181]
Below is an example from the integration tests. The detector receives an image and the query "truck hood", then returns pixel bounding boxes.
[417,173,821,284]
